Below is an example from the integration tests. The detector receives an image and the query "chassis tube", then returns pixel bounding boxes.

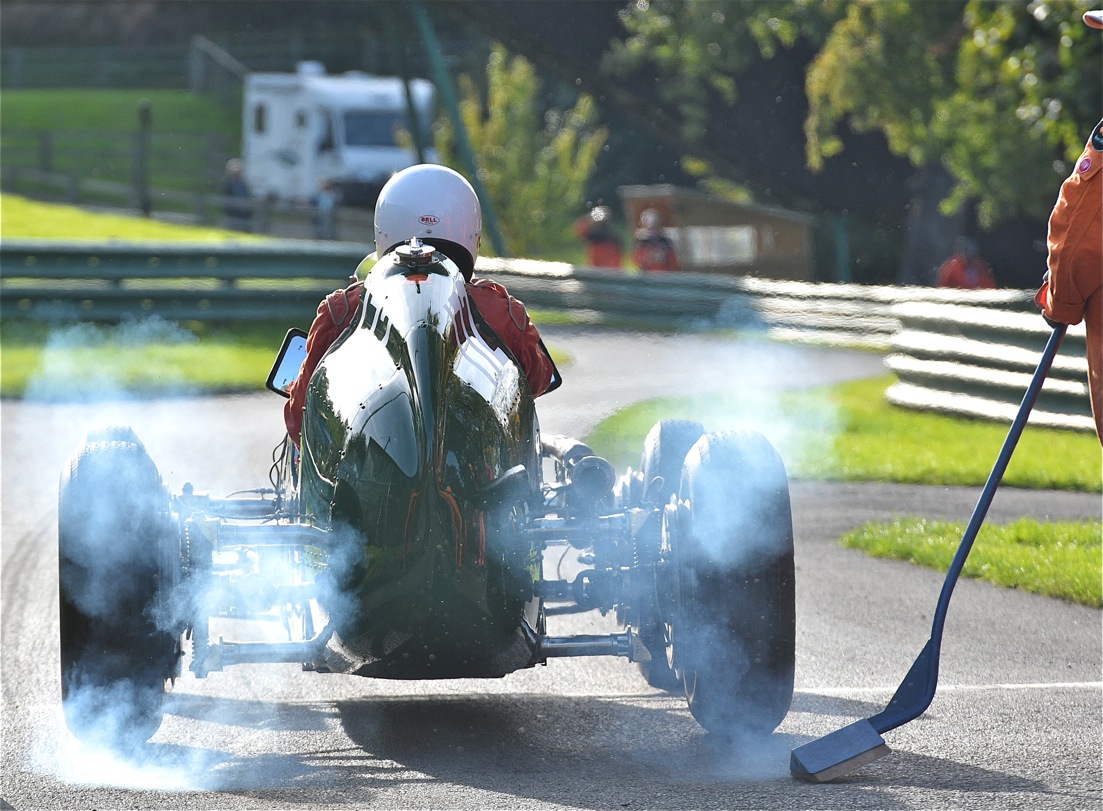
[539,631,650,661]
[203,628,332,672]
[215,523,330,546]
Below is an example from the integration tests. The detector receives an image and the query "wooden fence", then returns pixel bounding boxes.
[1,167,376,241]
[2,129,232,197]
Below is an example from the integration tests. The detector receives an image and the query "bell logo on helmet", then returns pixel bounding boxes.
[419,215,440,225]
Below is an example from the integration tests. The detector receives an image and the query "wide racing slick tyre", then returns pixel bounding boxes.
[634,420,704,691]
[58,431,180,751]
[664,430,795,735]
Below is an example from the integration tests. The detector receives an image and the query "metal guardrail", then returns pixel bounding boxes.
[885,301,1091,433]
[1,241,1092,431]
[1,239,366,322]
[481,258,1037,347]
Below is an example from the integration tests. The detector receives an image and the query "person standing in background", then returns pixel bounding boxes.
[632,208,680,271]
[222,158,253,233]
[574,206,623,268]
[936,237,996,289]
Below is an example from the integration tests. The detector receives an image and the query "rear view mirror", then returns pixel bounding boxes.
[266,328,308,397]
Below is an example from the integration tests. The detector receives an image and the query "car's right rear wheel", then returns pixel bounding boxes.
[663,430,796,735]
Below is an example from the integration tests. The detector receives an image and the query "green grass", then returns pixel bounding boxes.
[842,517,1103,607]
[586,375,1101,492]
[0,193,276,397]
[1,194,263,241]
[1,89,241,197]
[1,89,241,136]
[1,317,289,399]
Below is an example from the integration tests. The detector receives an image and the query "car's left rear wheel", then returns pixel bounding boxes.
[58,431,179,752]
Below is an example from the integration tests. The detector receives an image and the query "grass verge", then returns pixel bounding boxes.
[1,318,290,399]
[585,376,1101,492]
[841,517,1102,607]
[0,89,240,135]
[1,194,263,241]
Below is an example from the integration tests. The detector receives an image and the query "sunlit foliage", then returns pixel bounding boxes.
[607,0,1102,228]
[433,46,608,258]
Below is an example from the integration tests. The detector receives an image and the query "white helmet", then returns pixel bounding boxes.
[374,164,482,274]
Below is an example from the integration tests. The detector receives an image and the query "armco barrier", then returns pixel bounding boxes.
[886,301,1092,432]
[478,257,1039,349]
[1,241,1092,431]
[1,239,367,322]
[1,240,1035,336]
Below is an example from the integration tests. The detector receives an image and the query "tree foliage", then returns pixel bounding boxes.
[433,46,608,258]
[606,0,1101,227]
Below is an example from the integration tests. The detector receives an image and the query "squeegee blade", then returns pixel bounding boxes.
[790,719,891,782]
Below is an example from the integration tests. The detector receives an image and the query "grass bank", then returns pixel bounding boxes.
[1,194,263,241]
[0,89,240,136]
[1,89,240,197]
[842,518,1102,607]
[586,376,1101,492]
[589,382,1101,607]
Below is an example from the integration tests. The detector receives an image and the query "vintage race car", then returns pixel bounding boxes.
[58,240,796,750]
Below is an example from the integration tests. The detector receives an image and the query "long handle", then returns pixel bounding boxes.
[869,322,1067,733]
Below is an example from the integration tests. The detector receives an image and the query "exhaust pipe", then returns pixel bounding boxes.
[542,435,615,504]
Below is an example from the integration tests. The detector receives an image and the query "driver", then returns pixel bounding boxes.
[284,164,557,446]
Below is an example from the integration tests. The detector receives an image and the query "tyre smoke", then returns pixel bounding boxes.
[24,315,199,402]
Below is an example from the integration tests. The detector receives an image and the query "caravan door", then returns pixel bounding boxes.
[315,105,344,192]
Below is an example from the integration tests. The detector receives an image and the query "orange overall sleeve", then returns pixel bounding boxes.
[1036,121,1103,442]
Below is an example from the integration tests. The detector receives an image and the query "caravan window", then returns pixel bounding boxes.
[253,103,267,134]
[343,110,407,147]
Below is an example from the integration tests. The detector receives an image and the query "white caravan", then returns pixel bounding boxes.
[242,62,436,206]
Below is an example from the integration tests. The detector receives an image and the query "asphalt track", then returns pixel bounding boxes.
[2,327,1100,810]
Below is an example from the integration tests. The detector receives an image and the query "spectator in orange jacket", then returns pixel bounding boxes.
[936,237,996,289]
[284,165,556,447]
[632,208,680,272]
[574,206,623,268]
[1034,10,1103,444]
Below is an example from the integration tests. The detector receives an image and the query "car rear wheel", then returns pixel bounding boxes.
[58,430,179,751]
[663,430,795,735]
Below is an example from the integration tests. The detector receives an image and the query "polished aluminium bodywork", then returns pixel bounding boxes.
[297,245,544,678]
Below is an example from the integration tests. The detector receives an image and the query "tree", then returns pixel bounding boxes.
[433,46,608,259]
[606,0,1101,283]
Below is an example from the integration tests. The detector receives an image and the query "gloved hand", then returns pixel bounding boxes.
[1034,271,1065,329]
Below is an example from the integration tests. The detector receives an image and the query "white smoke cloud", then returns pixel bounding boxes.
[32,314,339,787]
[24,315,198,403]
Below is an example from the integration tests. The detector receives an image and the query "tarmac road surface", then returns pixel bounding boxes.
[2,327,1100,810]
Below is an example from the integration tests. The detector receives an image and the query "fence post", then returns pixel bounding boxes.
[37,131,54,172]
[133,100,152,217]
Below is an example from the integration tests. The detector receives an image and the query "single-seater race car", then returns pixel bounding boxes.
[58,240,796,751]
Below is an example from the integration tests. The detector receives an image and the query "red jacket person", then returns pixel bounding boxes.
[284,165,556,446]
